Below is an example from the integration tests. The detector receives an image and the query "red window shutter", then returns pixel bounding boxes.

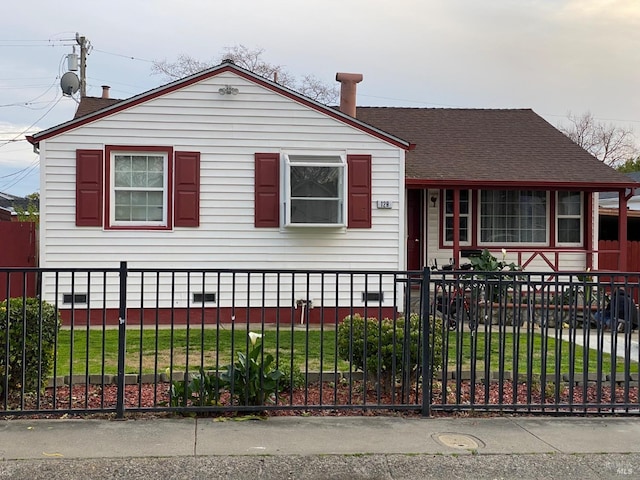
[174,151,200,227]
[347,154,372,228]
[76,149,104,227]
[255,153,280,228]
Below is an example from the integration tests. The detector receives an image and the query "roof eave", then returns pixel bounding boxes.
[406,178,640,190]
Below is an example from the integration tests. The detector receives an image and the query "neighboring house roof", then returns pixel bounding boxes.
[600,172,640,200]
[74,96,121,119]
[27,61,411,151]
[0,191,30,212]
[356,107,637,190]
[599,172,640,214]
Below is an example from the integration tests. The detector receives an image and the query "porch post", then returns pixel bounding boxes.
[452,188,460,268]
[585,192,593,270]
[619,190,628,270]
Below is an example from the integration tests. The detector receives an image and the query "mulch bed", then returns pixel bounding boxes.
[3,380,638,419]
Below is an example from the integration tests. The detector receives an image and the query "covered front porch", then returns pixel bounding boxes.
[406,185,635,273]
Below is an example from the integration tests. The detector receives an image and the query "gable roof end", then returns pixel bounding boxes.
[26,62,411,151]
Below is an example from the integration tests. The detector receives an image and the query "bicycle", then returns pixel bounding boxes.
[430,261,474,331]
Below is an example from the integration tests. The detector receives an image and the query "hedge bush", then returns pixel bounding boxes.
[337,313,443,391]
[0,297,61,394]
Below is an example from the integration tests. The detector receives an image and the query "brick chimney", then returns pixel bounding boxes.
[335,72,363,117]
[101,85,110,99]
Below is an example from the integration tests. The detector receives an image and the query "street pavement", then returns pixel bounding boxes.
[1,416,640,479]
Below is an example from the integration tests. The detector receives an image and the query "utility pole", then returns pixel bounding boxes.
[75,33,91,97]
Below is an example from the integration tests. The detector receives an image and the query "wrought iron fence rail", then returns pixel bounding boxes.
[2,264,640,417]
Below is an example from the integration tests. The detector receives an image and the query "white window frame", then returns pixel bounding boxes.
[442,189,471,246]
[478,190,549,245]
[109,150,169,227]
[284,153,346,227]
[556,191,583,246]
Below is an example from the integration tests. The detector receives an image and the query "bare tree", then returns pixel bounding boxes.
[151,45,338,105]
[558,111,638,166]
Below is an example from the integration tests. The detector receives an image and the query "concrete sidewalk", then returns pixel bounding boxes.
[561,328,640,363]
[1,416,640,479]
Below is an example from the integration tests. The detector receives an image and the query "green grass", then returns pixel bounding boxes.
[52,327,638,377]
[443,330,638,375]
[54,327,347,376]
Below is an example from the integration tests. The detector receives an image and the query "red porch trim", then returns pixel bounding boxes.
[619,192,628,270]
[406,179,637,190]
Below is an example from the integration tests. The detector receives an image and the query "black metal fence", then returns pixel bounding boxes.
[1,264,639,417]
[426,267,640,415]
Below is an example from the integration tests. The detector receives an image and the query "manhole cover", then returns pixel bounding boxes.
[433,433,484,450]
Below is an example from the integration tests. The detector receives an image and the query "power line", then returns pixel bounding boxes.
[0,100,57,109]
[0,158,40,192]
[0,157,39,179]
[0,72,60,109]
[0,94,63,149]
[93,48,154,63]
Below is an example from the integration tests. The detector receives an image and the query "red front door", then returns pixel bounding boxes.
[407,190,423,270]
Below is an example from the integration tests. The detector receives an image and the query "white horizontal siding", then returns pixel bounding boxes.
[39,71,406,305]
[41,269,405,311]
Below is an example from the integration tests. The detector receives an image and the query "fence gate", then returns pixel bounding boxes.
[0,221,37,301]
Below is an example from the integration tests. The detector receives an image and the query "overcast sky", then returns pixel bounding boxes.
[1,0,639,196]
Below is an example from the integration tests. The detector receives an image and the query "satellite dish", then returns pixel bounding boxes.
[60,72,80,96]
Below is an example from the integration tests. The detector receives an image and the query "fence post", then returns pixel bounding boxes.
[421,266,432,417]
[402,275,412,403]
[116,261,127,419]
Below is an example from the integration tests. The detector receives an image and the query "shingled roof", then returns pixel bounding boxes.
[32,77,637,192]
[356,107,636,190]
[74,96,121,119]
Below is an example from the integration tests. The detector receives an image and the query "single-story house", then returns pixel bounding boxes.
[599,172,640,241]
[26,60,636,319]
[0,192,30,222]
[354,108,639,272]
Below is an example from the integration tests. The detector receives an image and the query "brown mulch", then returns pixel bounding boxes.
[3,380,638,419]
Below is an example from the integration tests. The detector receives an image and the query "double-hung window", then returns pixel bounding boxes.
[557,191,582,244]
[285,154,346,226]
[444,189,470,243]
[110,150,168,227]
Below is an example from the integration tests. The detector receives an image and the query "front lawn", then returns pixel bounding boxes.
[52,326,638,377]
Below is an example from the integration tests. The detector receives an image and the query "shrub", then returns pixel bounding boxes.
[337,313,443,392]
[170,368,226,407]
[0,297,61,394]
[277,360,306,392]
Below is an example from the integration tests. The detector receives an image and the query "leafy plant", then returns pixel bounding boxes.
[220,332,284,406]
[169,368,227,407]
[469,249,522,302]
[14,192,40,225]
[469,248,520,274]
[337,313,443,392]
[0,297,61,394]
[277,360,305,392]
